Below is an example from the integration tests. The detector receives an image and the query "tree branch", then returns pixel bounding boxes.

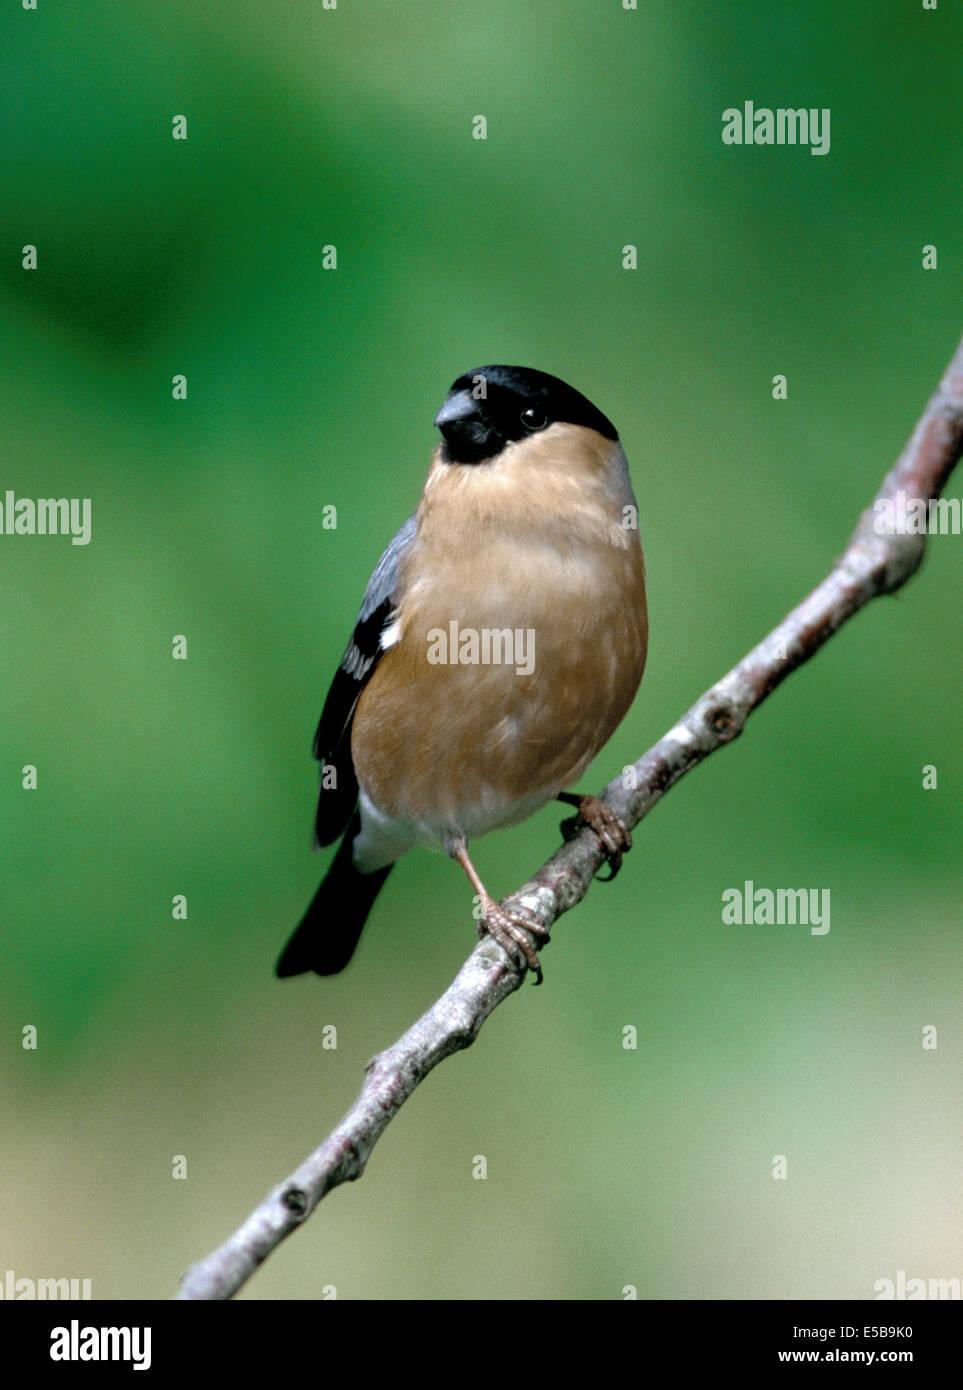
[176,332,963,1300]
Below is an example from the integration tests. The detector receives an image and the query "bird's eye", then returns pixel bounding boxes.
[520,407,547,431]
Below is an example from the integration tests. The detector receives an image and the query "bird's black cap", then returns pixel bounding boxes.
[434,364,618,465]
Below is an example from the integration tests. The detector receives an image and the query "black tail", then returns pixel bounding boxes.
[276,811,393,978]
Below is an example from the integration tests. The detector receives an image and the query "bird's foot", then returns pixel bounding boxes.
[477,897,550,985]
[560,794,632,880]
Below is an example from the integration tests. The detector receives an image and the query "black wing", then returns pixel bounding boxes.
[312,513,417,846]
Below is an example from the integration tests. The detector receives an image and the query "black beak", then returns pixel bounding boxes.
[434,389,500,463]
[433,389,476,431]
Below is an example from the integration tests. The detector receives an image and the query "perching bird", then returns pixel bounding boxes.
[276,364,648,982]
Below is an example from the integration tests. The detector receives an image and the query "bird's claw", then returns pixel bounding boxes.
[561,795,632,881]
[479,899,549,984]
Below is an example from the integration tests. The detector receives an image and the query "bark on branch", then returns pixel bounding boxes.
[176,332,963,1300]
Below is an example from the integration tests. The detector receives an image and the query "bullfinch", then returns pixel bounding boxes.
[276,364,648,982]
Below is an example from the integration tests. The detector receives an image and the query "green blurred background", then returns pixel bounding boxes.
[2,0,960,1300]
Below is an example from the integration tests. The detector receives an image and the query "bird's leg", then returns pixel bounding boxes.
[451,840,549,984]
[557,791,632,880]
